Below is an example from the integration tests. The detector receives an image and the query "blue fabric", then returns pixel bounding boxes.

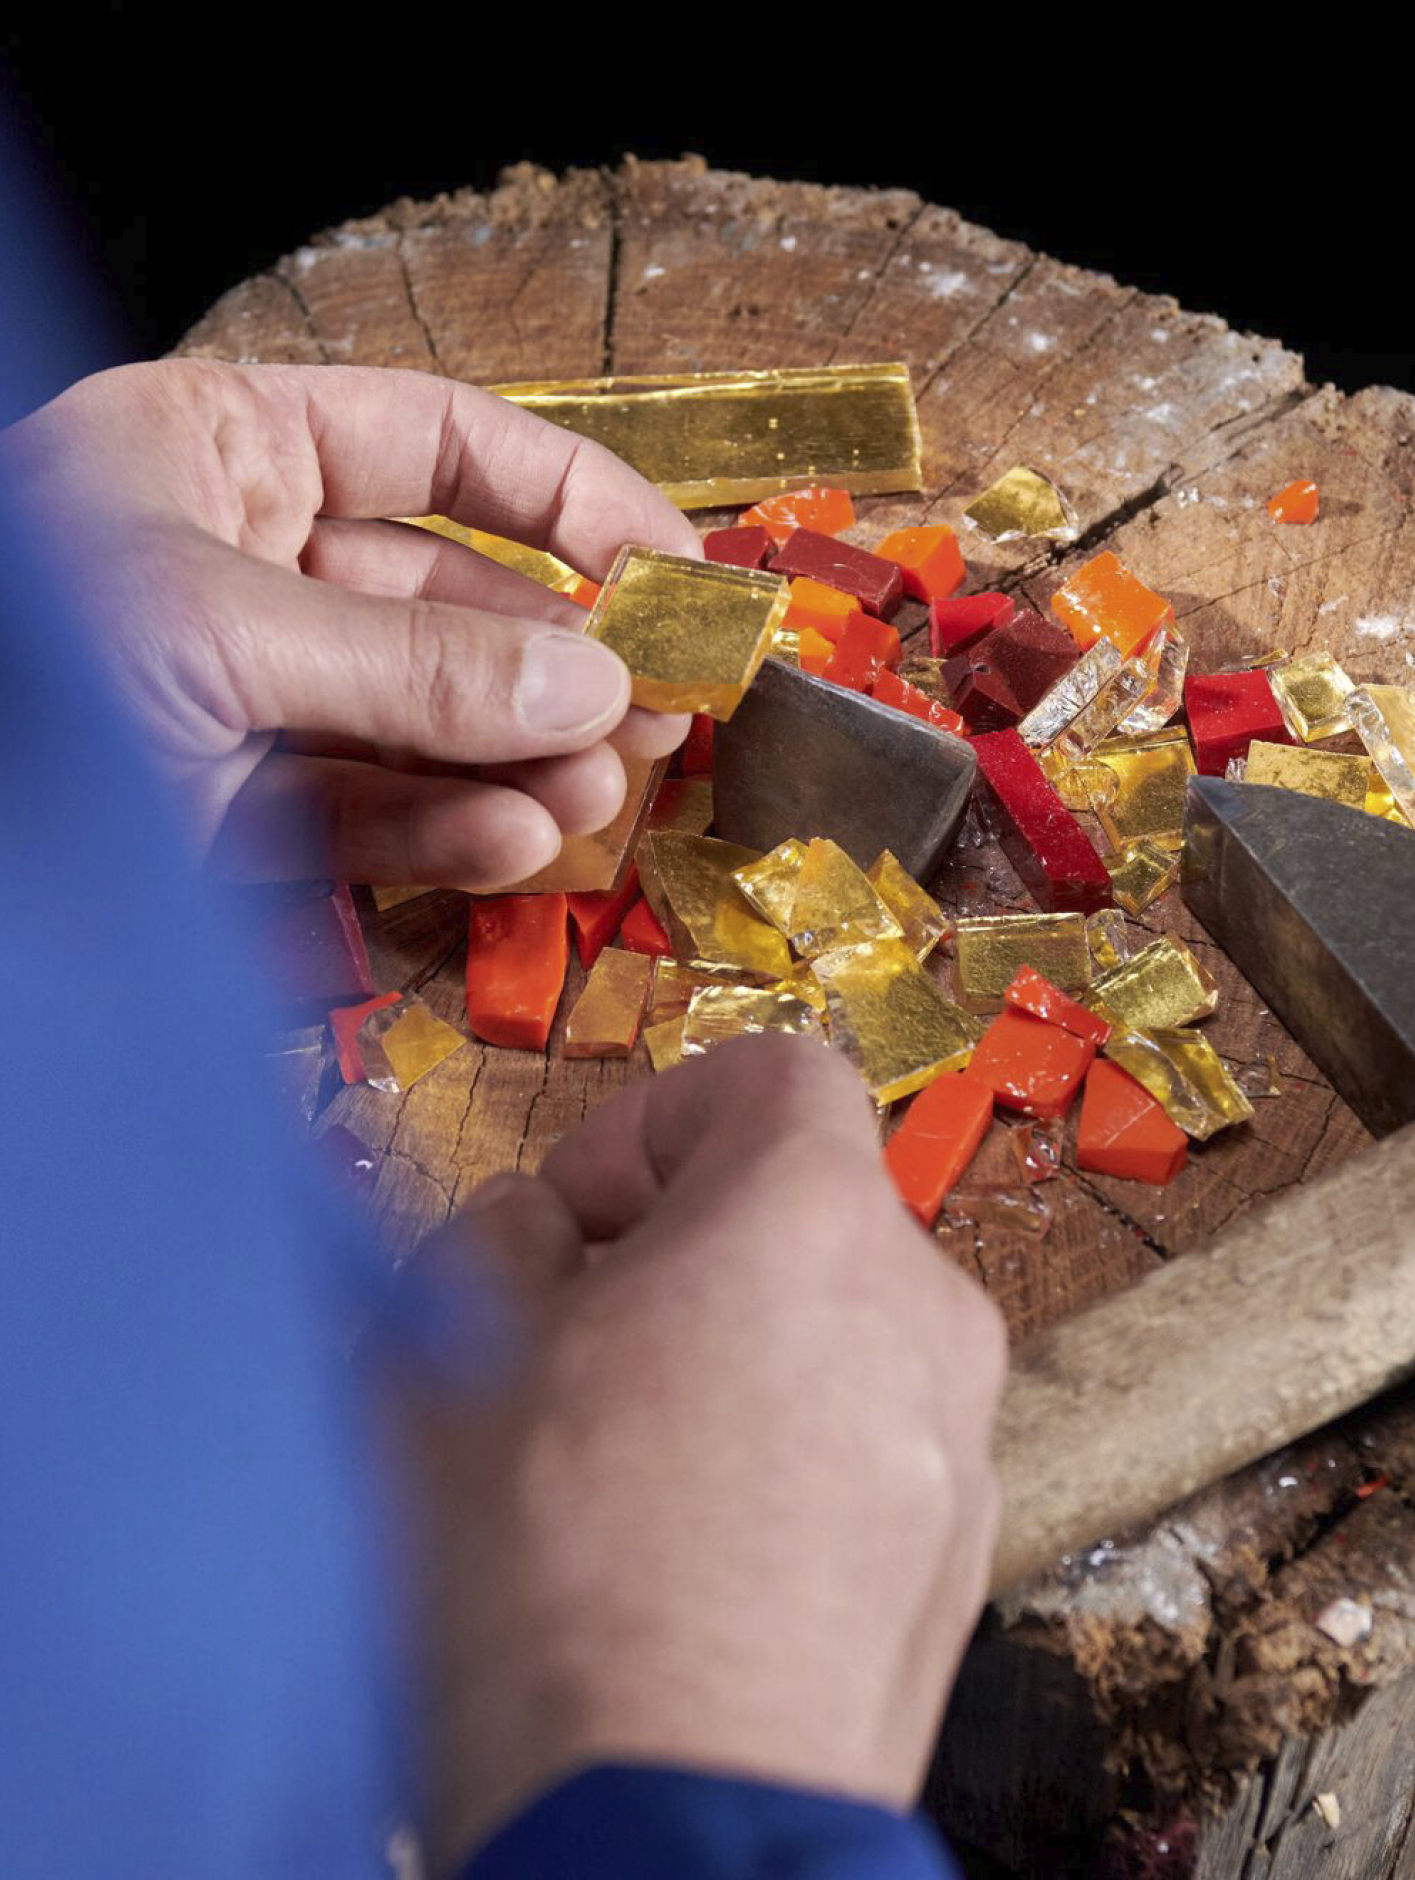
[0,123,961,1880]
[465,1766,959,1880]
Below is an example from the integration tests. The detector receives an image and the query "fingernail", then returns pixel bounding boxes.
[520,633,627,733]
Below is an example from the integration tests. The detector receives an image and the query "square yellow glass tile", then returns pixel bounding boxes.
[1244,740,1371,810]
[366,998,466,1093]
[953,912,1091,1015]
[1105,839,1179,915]
[1269,652,1356,742]
[961,464,1077,543]
[867,851,948,961]
[812,939,984,1104]
[1089,936,1219,1032]
[787,840,902,958]
[1088,727,1195,852]
[1103,1026,1254,1140]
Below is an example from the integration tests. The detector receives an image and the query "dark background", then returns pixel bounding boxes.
[2,22,1407,395]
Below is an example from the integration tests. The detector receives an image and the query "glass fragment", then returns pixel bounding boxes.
[1350,684,1415,825]
[1104,839,1179,915]
[680,982,825,1055]
[943,1186,1054,1240]
[647,960,729,1026]
[1103,1025,1254,1139]
[732,838,808,935]
[638,832,791,982]
[359,997,465,1093]
[953,911,1091,1014]
[1041,746,1118,812]
[787,839,903,958]
[563,947,654,1059]
[1114,627,1189,735]
[491,362,924,509]
[1235,1055,1284,1099]
[962,463,1078,542]
[587,546,788,720]
[643,1017,687,1073]
[1089,936,1219,1031]
[401,515,586,595]
[1244,740,1371,810]
[1086,907,1139,971]
[1018,638,1124,749]
[1010,1116,1064,1183]
[1269,652,1356,743]
[811,939,984,1103]
[867,850,949,960]
[1055,633,1168,760]
[1088,727,1196,851]
[1051,551,1175,658]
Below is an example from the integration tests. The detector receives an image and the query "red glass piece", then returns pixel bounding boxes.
[929,591,1014,657]
[967,1006,1095,1119]
[567,865,642,970]
[1183,670,1294,776]
[821,612,903,693]
[743,486,856,546]
[768,527,905,618]
[871,666,968,736]
[943,609,1078,731]
[619,896,675,959]
[250,881,375,1023]
[465,894,569,1050]
[1077,1058,1187,1184]
[679,714,714,777]
[568,577,601,609]
[703,525,774,569]
[1003,966,1111,1046]
[884,1072,995,1226]
[970,729,1114,914]
[331,989,402,1084]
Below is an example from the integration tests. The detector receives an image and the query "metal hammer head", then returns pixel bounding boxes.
[713,658,977,880]
[1182,776,1415,1137]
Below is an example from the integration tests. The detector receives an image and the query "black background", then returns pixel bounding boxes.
[2,20,1408,395]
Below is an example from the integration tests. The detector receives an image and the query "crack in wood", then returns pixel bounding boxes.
[824,199,927,365]
[599,175,623,376]
[269,269,332,364]
[395,239,444,373]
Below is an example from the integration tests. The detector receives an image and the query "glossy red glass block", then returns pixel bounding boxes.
[871,666,968,736]
[943,609,1078,731]
[702,525,774,569]
[929,591,1014,656]
[970,729,1114,914]
[1183,670,1294,776]
[1003,965,1110,1046]
[619,896,675,959]
[567,865,642,970]
[768,527,904,618]
[821,612,903,693]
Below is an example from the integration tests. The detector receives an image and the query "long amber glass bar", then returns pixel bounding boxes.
[488,363,923,510]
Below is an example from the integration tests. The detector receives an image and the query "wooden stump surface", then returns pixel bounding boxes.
[179,159,1415,1872]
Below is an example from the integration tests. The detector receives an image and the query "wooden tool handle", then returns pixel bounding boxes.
[990,1120,1415,1595]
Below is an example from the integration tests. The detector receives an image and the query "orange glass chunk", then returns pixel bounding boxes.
[1076,1057,1187,1184]
[782,576,860,645]
[743,486,856,547]
[798,625,834,675]
[967,1006,1095,1119]
[884,1071,995,1227]
[1003,966,1110,1047]
[569,576,601,607]
[567,866,641,970]
[871,666,968,736]
[465,895,569,1050]
[1051,551,1175,658]
[874,525,967,604]
[1266,478,1319,524]
[821,612,902,693]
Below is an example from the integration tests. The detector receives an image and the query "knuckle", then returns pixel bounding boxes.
[403,602,483,753]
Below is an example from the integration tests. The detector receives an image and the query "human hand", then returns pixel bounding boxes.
[409,1038,1007,1862]
[0,360,700,887]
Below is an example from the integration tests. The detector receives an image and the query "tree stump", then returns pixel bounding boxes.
[179,158,1415,1877]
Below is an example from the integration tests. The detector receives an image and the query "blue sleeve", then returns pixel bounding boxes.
[463,1766,960,1880]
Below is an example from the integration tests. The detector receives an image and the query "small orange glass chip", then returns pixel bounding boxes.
[782,576,860,644]
[797,626,834,675]
[1051,550,1174,658]
[1266,478,1319,524]
[874,525,967,604]
[743,486,856,546]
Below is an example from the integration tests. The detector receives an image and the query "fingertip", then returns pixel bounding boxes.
[438,789,562,891]
[611,706,693,762]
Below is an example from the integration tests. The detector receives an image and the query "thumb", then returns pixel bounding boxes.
[189,528,632,764]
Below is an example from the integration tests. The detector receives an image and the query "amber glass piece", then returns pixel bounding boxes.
[1104,839,1179,915]
[1244,740,1372,810]
[587,547,788,721]
[732,838,808,934]
[962,465,1078,542]
[643,1017,687,1073]
[1269,653,1356,742]
[787,839,903,957]
[1114,627,1189,736]
[365,998,467,1092]
[1084,909,1137,973]
[797,626,834,676]
[506,756,666,895]
[563,947,654,1059]
[897,654,956,701]
[1266,478,1319,524]
[1054,633,1169,760]
[1051,551,1174,658]
[639,832,791,982]
[884,1072,995,1226]
[1350,685,1415,824]
[1089,936,1218,1031]
[742,486,856,545]
[812,938,984,1103]
[953,912,1091,1015]
[867,850,948,961]
[400,515,588,596]
[1088,727,1196,851]
[490,363,923,509]
[647,960,726,1025]
[681,982,825,1055]
[333,990,402,1085]
[1041,746,1117,812]
[1103,1026,1254,1140]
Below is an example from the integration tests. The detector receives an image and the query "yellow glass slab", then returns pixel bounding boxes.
[733,839,809,935]
[1103,1026,1253,1140]
[1104,838,1180,915]
[867,851,948,961]
[812,939,984,1104]
[587,546,788,720]
[402,515,585,594]
[962,464,1077,543]
[507,755,666,893]
[681,983,825,1056]
[372,999,466,1092]
[643,1017,687,1073]
[1089,727,1196,852]
[490,363,923,510]
[788,839,902,958]
[1089,936,1219,1031]
[1350,684,1415,825]
[1245,740,1371,810]
[1041,747,1117,812]
[563,947,653,1059]
[1270,652,1356,742]
[953,912,1091,1015]
[638,832,791,983]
